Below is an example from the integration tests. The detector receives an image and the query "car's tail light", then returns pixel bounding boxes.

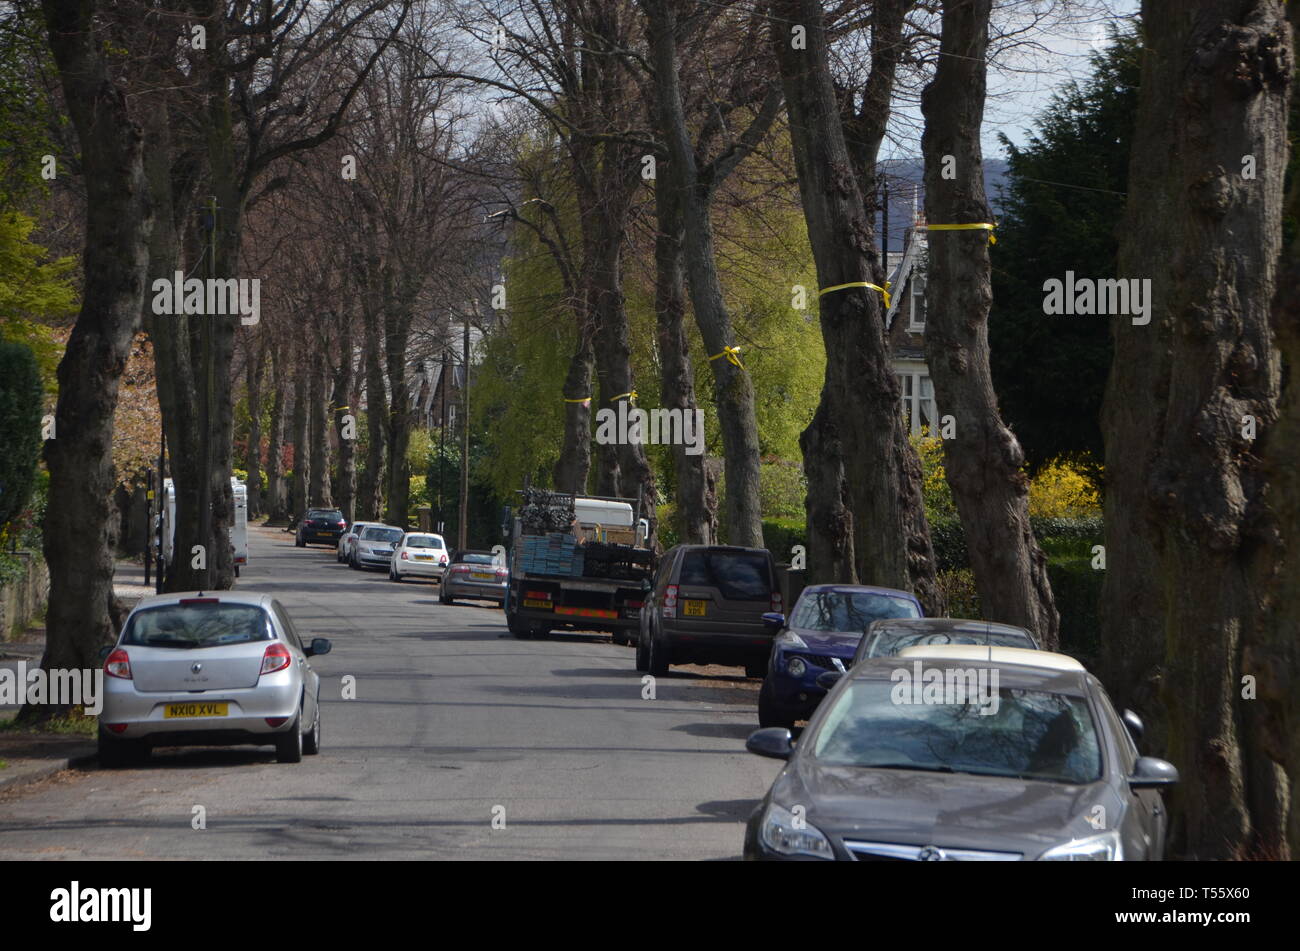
[337,520,346,527]
[260,643,292,675]
[105,723,128,734]
[664,584,678,619]
[496,568,508,579]
[401,551,409,560]
[105,648,132,680]
[440,554,448,564]
[771,591,783,613]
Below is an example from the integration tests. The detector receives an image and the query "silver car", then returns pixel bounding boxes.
[440,550,508,605]
[351,524,403,570]
[98,592,331,766]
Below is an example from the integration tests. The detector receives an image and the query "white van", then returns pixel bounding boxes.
[160,476,249,577]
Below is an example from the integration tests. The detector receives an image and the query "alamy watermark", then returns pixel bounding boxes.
[1042,271,1151,326]
[0,663,102,715]
[150,271,261,325]
[594,401,705,456]
[890,661,1000,715]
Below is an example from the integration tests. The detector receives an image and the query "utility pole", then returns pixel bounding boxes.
[438,347,448,535]
[880,173,889,270]
[458,310,470,551]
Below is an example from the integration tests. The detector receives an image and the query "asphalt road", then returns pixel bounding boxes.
[0,525,780,860]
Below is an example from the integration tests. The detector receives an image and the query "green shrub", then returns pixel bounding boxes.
[0,339,43,533]
[936,568,980,619]
[927,514,1103,571]
[1048,556,1103,662]
[759,460,806,520]
[762,518,804,562]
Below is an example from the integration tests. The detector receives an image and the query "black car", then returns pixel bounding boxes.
[743,646,1177,861]
[296,509,347,547]
[636,544,781,679]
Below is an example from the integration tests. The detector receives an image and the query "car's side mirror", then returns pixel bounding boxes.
[1129,756,1178,789]
[815,671,843,691]
[761,612,786,633]
[306,637,333,658]
[1122,709,1144,744]
[746,727,795,761]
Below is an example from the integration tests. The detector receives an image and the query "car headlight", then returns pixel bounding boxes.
[1039,830,1122,861]
[760,802,834,859]
[786,657,807,677]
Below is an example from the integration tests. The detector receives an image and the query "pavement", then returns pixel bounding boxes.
[0,523,779,859]
[0,556,157,794]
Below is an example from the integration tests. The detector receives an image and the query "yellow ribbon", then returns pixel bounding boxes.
[925,222,997,244]
[610,390,637,403]
[819,280,891,309]
[563,396,592,404]
[708,346,745,370]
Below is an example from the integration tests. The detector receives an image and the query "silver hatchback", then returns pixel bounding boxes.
[98,592,331,766]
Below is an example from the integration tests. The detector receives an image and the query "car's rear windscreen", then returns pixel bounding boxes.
[679,550,772,600]
[122,603,273,648]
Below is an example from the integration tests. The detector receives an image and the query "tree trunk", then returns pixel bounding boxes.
[383,299,414,528]
[554,329,595,495]
[654,162,713,544]
[245,342,264,517]
[290,364,310,521]
[265,349,288,520]
[333,316,357,523]
[1105,0,1290,859]
[28,0,153,717]
[308,356,332,507]
[770,0,941,613]
[360,294,387,520]
[645,0,762,547]
[919,0,1057,641]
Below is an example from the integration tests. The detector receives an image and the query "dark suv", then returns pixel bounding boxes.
[296,509,346,547]
[636,545,781,678]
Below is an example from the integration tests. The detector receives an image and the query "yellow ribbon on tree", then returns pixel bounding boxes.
[610,390,637,403]
[819,280,891,310]
[708,346,745,369]
[563,396,592,404]
[926,222,997,244]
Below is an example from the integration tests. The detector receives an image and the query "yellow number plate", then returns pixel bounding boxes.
[164,702,228,719]
[471,572,495,580]
[523,598,552,609]
[683,600,707,616]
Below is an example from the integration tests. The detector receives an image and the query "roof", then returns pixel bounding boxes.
[798,583,918,601]
[896,644,1084,672]
[131,591,271,611]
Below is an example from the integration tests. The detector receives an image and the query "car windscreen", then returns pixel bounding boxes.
[307,511,342,520]
[456,553,496,565]
[678,550,771,600]
[792,591,920,631]
[811,681,1101,784]
[361,527,402,543]
[405,535,444,549]
[121,603,273,649]
[867,628,1034,657]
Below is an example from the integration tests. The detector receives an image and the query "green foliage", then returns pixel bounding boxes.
[929,513,1103,572]
[1048,557,1103,661]
[761,517,804,562]
[0,212,76,388]
[911,433,955,521]
[990,22,1140,469]
[0,337,43,533]
[937,569,981,620]
[0,7,58,205]
[759,459,805,519]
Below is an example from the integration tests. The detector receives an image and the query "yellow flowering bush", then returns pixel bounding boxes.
[1028,458,1101,518]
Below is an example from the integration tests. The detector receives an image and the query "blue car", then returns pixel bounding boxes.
[757,584,923,728]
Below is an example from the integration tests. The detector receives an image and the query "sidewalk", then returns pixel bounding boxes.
[0,557,152,793]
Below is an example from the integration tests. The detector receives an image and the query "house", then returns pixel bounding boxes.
[884,218,938,437]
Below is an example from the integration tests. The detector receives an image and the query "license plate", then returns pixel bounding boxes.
[523,598,552,609]
[164,702,228,718]
[471,572,494,580]
[317,532,332,537]
[683,600,707,616]
[415,554,432,560]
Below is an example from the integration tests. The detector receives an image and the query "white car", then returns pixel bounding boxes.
[338,521,381,563]
[98,591,331,766]
[389,532,450,582]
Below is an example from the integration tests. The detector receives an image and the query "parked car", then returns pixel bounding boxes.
[389,532,450,582]
[757,584,923,729]
[296,508,346,548]
[636,544,780,678]
[743,645,1177,861]
[440,549,508,604]
[855,617,1039,666]
[98,592,332,766]
[350,524,403,570]
[338,521,380,563]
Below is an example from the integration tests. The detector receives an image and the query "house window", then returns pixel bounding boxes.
[898,370,938,436]
[908,274,927,333]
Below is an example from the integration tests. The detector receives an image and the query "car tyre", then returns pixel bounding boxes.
[276,714,304,763]
[303,703,321,756]
[635,630,650,672]
[506,605,531,638]
[295,535,305,548]
[648,632,671,677]
[758,679,797,729]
